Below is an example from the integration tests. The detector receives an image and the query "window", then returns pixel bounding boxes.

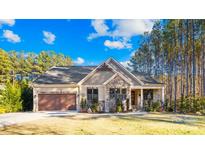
[143,89,153,100]
[109,88,127,100]
[122,88,127,100]
[93,88,98,100]
[87,88,98,101]
[109,88,115,99]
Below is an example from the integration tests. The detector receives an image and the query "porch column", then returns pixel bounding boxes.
[162,87,165,105]
[140,88,143,109]
[129,87,132,110]
[33,88,38,112]
[76,86,80,112]
[104,86,109,113]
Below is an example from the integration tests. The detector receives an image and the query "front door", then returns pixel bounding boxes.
[131,90,141,110]
[131,90,136,109]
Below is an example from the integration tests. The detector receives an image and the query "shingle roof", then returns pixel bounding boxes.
[82,70,115,85]
[131,71,163,85]
[33,66,96,84]
[33,58,163,86]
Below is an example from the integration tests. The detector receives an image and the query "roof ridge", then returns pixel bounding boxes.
[107,58,144,85]
[54,65,97,67]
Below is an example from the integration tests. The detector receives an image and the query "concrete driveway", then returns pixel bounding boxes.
[0,112,45,127]
[0,111,146,127]
[0,111,78,127]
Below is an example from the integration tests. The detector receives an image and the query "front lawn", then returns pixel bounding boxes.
[0,113,205,135]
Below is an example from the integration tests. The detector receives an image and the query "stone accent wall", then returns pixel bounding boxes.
[106,75,130,88]
[105,75,130,112]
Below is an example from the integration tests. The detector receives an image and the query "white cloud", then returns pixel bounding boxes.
[43,31,56,44]
[120,60,131,69]
[3,30,21,43]
[130,50,136,57]
[87,19,109,40]
[74,57,85,65]
[88,19,155,49]
[88,19,154,40]
[0,19,15,27]
[112,19,154,38]
[104,40,132,50]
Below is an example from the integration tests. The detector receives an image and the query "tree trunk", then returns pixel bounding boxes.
[174,75,177,112]
[192,19,196,97]
[202,34,205,96]
[185,20,189,96]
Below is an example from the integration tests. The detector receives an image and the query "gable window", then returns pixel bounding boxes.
[87,88,98,102]
[109,88,127,100]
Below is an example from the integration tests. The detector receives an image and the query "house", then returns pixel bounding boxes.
[32,58,164,112]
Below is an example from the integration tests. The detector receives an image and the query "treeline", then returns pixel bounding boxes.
[0,49,72,113]
[0,48,72,83]
[130,19,205,113]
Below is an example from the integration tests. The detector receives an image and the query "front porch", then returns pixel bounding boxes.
[130,87,165,111]
[103,86,165,112]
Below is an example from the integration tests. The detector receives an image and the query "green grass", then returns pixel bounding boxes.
[0,113,205,135]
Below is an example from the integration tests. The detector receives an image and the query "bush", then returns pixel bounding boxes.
[90,99,100,113]
[0,82,22,113]
[21,81,33,111]
[144,96,205,114]
[144,100,161,112]
[116,99,122,113]
[144,100,151,112]
[0,105,7,114]
[126,98,130,111]
[178,96,205,114]
[80,98,87,112]
[152,101,161,112]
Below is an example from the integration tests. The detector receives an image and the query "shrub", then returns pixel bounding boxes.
[80,98,87,112]
[152,101,161,112]
[116,98,122,113]
[91,99,100,113]
[178,96,205,114]
[144,100,151,112]
[126,98,130,111]
[144,100,161,112]
[0,82,22,113]
[21,81,33,111]
[179,99,187,113]
[163,99,170,112]
[0,105,7,114]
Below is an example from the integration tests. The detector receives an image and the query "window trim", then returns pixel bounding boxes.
[87,88,99,101]
[109,88,127,100]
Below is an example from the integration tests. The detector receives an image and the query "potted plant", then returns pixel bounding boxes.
[80,98,87,112]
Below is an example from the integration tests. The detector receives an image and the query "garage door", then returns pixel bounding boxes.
[38,94,76,111]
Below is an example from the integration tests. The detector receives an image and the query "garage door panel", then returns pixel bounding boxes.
[38,94,76,111]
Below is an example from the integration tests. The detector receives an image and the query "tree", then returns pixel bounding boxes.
[0,82,22,112]
[130,19,205,112]
[0,49,12,83]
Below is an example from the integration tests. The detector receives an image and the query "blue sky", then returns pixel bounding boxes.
[0,19,154,66]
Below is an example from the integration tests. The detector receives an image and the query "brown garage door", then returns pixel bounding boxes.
[38,94,76,111]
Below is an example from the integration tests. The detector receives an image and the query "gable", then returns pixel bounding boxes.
[82,69,115,85]
[105,74,130,88]
[106,59,143,86]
